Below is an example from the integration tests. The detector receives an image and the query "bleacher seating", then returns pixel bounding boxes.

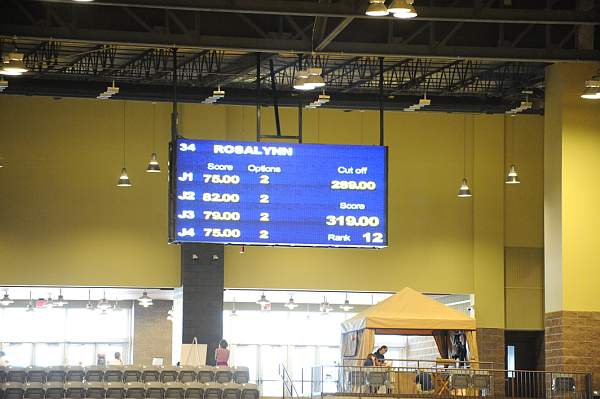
[106,382,125,399]
[65,381,85,399]
[203,383,222,399]
[145,382,164,399]
[45,368,65,384]
[43,382,64,399]
[0,366,259,399]
[125,382,146,399]
[123,367,141,384]
[141,368,160,383]
[26,369,46,384]
[24,382,44,399]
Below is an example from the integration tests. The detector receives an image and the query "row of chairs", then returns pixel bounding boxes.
[0,382,259,399]
[0,368,249,385]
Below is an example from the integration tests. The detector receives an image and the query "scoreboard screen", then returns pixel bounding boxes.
[170,139,387,248]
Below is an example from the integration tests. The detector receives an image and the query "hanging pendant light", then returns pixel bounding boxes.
[44,293,55,308]
[293,69,311,91]
[230,298,238,317]
[86,290,95,311]
[388,0,412,13]
[26,291,35,312]
[117,101,133,187]
[54,289,68,307]
[256,292,270,305]
[505,115,520,184]
[339,293,354,311]
[580,74,600,100]
[0,52,28,76]
[305,67,326,89]
[0,290,14,306]
[284,296,299,310]
[320,297,333,315]
[137,290,153,307]
[146,102,161,172]
[458,115,473,198]
[393,4,417,18]
[365,0,389,16]
[458,178,472,197]
[96,291,112,311]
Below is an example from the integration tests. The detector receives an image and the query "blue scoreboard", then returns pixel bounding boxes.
[170,139,388,248]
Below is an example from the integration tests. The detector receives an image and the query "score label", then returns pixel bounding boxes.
[172,139,388,248]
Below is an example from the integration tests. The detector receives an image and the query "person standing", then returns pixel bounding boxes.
[215,340,230,367]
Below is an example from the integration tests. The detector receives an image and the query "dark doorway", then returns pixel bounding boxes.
[505,331,545,397]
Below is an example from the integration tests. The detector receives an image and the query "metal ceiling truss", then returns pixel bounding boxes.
[0,0,598,62]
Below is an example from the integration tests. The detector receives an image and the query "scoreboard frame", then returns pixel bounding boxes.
[168,137,389,249]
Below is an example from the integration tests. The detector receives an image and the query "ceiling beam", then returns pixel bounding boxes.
[315,17,354,51]
[24,0,600,25]
[3,26,599,62]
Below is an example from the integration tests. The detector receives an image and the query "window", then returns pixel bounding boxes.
[0,306,132,367]
[507,345,515,377]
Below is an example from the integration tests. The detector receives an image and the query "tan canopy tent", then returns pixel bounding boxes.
[341,287,479,367]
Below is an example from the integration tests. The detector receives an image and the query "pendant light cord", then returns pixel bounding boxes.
[152,102,156,153]
[123,101,126,168]
[463,115,467,177]
[512,115,516,163]
[471,115,475,183]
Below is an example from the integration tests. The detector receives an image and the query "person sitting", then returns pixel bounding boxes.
[363,353,376,367]
[109,352,123,366]
[373,346,388,366]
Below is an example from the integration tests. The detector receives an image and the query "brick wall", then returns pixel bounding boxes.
[545,311,600,390]
[133,299,173,366]
[477,328,505,396]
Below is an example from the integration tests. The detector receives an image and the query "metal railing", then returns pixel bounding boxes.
[280,364,301,399]
[310,365,593,399]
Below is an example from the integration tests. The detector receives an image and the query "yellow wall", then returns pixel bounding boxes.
[0,96,546,327]
[544,62,600,312]
[0,97,180,287]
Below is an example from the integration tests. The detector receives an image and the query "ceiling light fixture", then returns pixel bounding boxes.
[306,93,330,109]
[96,292,112,311]
[138,290,153,307]
[0,290,14,306]
[44,293,55,308]
[117,101,132,187]
[403,94,431,112]
[320,297,333,314]
[146,102,161,173]
[202,87,225,104]
[1,52,28,76]
[256,292,270,305]
[506,90,533,115]
[305,68,326,89]
[393,4,417,18]
[54,289,69,307]
[365,0,389,16]
[293,69,311,90]
[284,296,299,310]
[458,116,473,198]
[581,74,600,100]
[97,81,119,100]
[339,293,354,311]
[230,298,238,317]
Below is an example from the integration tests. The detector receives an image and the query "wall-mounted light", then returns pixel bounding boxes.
[97,81,119,100]
[0,78,8,92]
[404,95,431,112]
[202,87,225,104]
